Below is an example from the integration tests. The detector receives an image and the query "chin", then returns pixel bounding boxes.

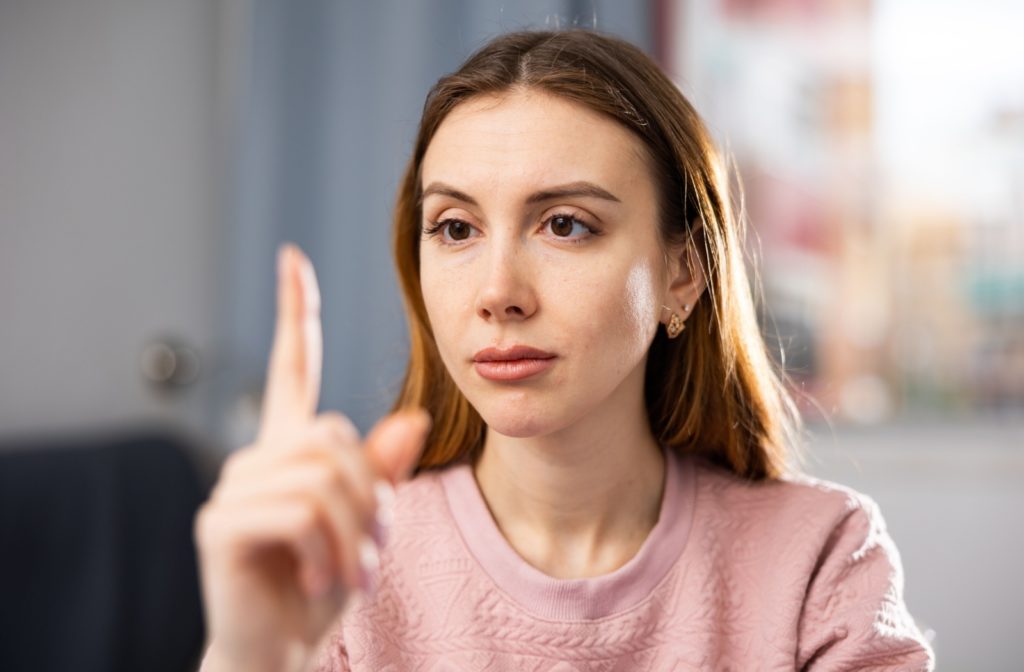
[472,397,579,439]
[483,419,549,439]
[475,404,548,437]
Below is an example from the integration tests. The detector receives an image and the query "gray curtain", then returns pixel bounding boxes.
[219,0,653,442]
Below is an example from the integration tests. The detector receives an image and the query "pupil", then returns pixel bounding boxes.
[552,215,572,236]
[451,222,468,239]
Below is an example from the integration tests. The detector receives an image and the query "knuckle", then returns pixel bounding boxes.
[315,412,360,443]
[292,501,320,535]
[303,425,333,450]
[208,482,227,504]
[220,446,255,479]
[270,343,301,379]
[349,472,377,517]
[328,452,375,513]
[313,464,346,493]
[193,506,219,545]
[219,455,241,480]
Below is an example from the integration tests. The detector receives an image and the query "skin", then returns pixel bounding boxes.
[195,245,432,672]
[419,88,706,579]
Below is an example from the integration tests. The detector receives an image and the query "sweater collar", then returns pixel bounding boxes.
[439,444,696,620]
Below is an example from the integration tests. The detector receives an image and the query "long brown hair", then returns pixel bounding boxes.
[390,29,801,480]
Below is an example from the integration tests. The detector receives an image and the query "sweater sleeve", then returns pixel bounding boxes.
[796,493,935,671]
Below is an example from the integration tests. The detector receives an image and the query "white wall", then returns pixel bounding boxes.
[0,0,225,443]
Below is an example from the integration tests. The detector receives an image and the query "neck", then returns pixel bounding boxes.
[472,369,666,579]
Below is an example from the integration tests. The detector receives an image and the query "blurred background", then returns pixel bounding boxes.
[0,0,1019,670]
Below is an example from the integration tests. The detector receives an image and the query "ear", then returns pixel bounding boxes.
[662,218,708,324]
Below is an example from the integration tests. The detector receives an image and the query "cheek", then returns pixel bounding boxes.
[616,260,661,356]
[419,261,440,319]
[419,253,478,370]
[419,259,452,343]
[624,260,660,330]
[578,258,660,348]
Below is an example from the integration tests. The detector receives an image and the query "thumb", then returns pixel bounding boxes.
[363,408,432,485]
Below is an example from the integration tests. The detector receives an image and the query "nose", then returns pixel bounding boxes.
[474,238,537,323]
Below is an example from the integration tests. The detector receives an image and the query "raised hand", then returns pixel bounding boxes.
[194,244,431,672]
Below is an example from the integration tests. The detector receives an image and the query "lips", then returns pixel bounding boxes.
[472,345,557,382]
[473,345,556,362]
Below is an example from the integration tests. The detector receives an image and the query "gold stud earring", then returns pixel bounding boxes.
[661,304,685,339]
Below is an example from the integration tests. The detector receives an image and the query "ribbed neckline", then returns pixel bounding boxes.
[439,445,696,621]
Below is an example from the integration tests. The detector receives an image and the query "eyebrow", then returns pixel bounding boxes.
[419,181,622,207]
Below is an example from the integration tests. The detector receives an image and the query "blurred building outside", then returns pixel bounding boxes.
[670,0,1024,427]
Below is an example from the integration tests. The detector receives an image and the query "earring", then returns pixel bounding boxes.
[661,304,685,339]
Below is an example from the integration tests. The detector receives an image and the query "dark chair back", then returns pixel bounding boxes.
[0,431,208,672]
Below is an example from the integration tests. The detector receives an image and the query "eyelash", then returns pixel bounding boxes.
[421,212,602,247]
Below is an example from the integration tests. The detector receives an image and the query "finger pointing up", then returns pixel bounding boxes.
[258,243,323,446]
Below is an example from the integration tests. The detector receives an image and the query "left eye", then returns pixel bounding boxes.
[546,214,591,239]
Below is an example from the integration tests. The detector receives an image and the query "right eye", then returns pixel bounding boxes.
[422,218,478,245]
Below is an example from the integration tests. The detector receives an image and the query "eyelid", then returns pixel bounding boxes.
[542,206,597,228]
[422,216,480,242]
[423,208,601,245]
[540,208,603,242]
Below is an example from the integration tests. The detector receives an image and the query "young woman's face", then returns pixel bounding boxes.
[418,88,670,438]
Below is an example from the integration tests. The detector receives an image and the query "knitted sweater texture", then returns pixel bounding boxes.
[313,447,934,671]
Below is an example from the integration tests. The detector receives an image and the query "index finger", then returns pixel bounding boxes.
[258,243,323,445]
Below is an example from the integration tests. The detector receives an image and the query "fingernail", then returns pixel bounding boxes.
[371,517,390,548]
[374,480,395,528]
[299,254,321,313]
[358,536,380,597]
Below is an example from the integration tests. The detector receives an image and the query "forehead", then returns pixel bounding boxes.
[421,89,652,192]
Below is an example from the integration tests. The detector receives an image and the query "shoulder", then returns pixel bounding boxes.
[688,454,886,547]
[683,454,896,598]
[686,455,934,670]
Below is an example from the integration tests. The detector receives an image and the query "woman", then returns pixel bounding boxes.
[195,30,935,671]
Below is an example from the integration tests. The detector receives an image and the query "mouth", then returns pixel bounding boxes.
[472,345,557,382]
[472,345,557,362]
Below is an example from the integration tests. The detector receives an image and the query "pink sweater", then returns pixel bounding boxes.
[313,447,935,670]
